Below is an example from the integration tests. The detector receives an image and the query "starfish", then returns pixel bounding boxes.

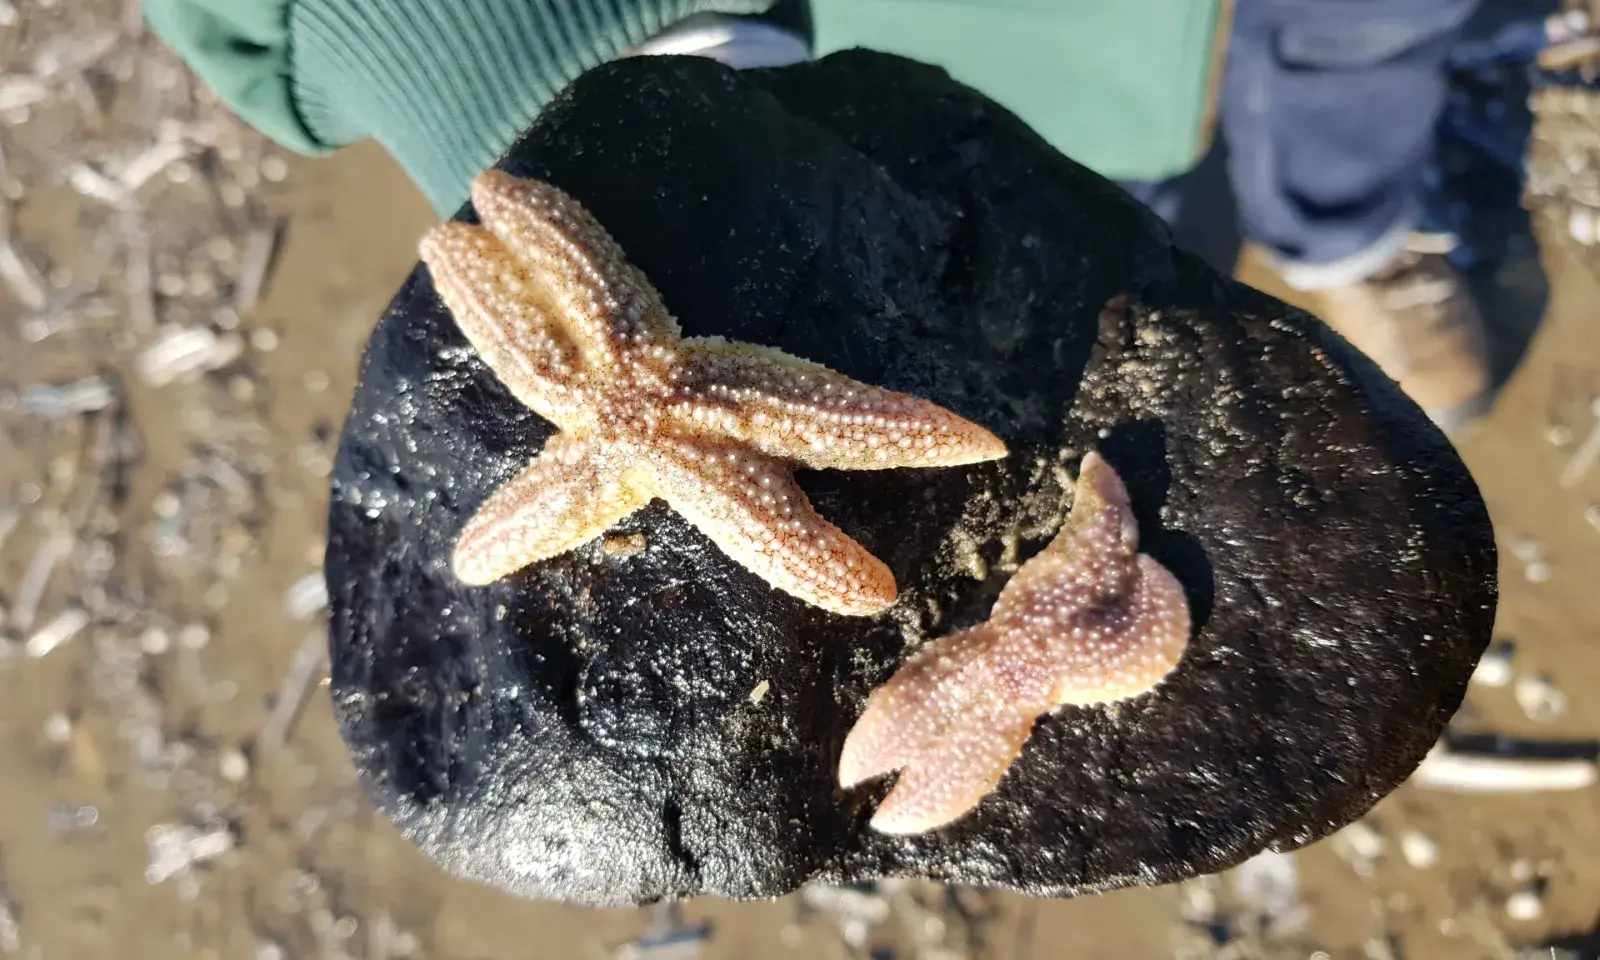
[417,170,1007,617]
[838,451,1190,834]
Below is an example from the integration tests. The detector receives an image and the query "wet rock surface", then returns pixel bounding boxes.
[325,51,1496,905]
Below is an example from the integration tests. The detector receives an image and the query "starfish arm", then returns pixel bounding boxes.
[1051,554,1190,706]
[838,625,998,788]
[841,624,1057,834]
[452,435,645,585]
[669,337,1007,471]
[867,694,1039,835]
[419,221,582,423]
[1041,450,1139,563]
[841,452,1192,833]
[469,170,681,360]
[990,450,1145,625]
[641,440,898,616]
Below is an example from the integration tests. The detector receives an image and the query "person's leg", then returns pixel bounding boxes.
[1224,0,1492,432]
[1225,0,1473,278]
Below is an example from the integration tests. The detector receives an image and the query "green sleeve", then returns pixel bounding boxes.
[146,0,1223,213]
[143,0,777,214]
[810,0,1226,183]
[142,0,327,155]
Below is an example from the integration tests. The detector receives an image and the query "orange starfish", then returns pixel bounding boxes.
[418,170,1007,617]
[839,451,1191,832]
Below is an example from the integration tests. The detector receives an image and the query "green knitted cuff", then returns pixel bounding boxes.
[143,0,331,156]
[290,0,775,214]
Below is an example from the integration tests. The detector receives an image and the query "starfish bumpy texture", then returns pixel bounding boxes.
[417,170,1007,616]
[838,452,1191,834]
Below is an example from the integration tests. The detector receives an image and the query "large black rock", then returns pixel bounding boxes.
[326,51,1496,906]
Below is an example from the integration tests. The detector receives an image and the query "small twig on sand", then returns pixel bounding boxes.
[261,633,329,749]
[1557,399,1600,489]
[10,532,72,632]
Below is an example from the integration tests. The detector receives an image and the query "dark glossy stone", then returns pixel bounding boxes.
[325,51,1496,906]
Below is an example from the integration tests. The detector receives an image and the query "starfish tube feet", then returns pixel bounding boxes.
[838,451,1191,832]
[649,441,898,616]
[417,222,582,416]
[451,435,645,585]
[419,169,1008,616]
[673,338,1009,471]
[838,625,1045,834]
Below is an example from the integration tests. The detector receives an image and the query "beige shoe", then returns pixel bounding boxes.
[1269,239,1493,436]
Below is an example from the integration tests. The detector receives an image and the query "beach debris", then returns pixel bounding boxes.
[1507,537,1553,584]
[0,208,49,311]
[1505,886,1546,922]
[1399,829,1440,869]
[262,632,329,748]
[0,0,337,951]
[1541,20,1600,74]
[1529,83,1600,279]
[252,940,285,960]
[64,162,136,208]
[16,377,116,417]
[1518,947,1585,960]
[218,747,249,784]
[112,137,193,194]
[1332,820,1385,877]
[306,908,361,958]
[1514,674,1569,722]
[144,820,237,884]
[1471,640,1516,688]
[10,532,72,632]
[31,28,118,79]
[0,504,17,557]
[1569,205,1600,246]
[616,903,712,960]
[281,571,329,621]
[23,606,89,659]
[0,890,18,956]
[1557,397,1600,489]
[1230,850,1307,938]
[40,711,72,746]
[136,325,245,387]
[797,884,892,951]
[0,75,47,113]
[787,880,996,959]
[45,803,100,836]
[233,221,284,315]
[1412,743,1598,792]
[364,912,419,960]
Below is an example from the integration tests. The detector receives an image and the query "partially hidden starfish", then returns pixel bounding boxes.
[838,451,1191,833]
[418,170,1007,616]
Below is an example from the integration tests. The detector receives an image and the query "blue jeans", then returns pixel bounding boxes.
[1125,0,1481,283]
